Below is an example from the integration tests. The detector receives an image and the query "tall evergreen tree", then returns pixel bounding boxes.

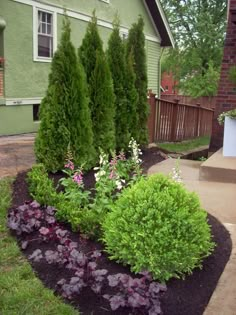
[126,51,138,140]
[90,50,116,152]
[79,12,103,91]
[35,17,95,171]
[126,16,149,145]
[107,21,129,151]
[79,13,116,153]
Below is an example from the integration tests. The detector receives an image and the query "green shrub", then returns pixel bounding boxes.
[27,164,60,206]
[103,174,214,282]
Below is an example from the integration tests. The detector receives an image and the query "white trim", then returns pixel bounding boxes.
[12,0,160,44]
[33,6,57,62]
[142,0,161,41]
[154,0,175,47]
[6,97,42,106]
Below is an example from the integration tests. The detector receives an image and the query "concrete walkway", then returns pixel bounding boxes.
[0,134,35,178]
[148,159,236,315]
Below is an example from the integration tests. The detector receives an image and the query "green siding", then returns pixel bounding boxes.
[1,2,48,98]
[44,0,158,37]
[147,40,161,95]
[0,0,162,135]
[0,105,39,135]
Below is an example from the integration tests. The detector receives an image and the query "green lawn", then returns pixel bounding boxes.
[157,136,210,153]
[0,177,79,315]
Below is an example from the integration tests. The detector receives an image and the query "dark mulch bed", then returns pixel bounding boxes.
[9,147,232,315]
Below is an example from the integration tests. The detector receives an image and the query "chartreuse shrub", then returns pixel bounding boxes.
[103,174,214,282]
[27,164,61,206]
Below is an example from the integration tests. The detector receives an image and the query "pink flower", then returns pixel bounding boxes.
[110,157,117,166]
[109,170,115,179]
[64,160,74,170]
[73,172,83,185]
[118,152,126,161]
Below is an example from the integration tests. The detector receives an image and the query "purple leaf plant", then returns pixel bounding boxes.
[8,201,167,314]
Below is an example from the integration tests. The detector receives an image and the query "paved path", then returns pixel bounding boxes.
[148,159,236,315]
[0,134,35,178]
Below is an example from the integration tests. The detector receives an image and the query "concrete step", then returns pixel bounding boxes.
[199,149,236,183]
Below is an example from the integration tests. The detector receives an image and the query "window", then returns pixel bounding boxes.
[120,32,128,40]
[38,11,53,58]
[33,7,57,61]
[33,104,40,121]
[165,85,169,91]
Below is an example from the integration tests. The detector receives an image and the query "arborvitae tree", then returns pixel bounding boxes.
[35,17,95,171]
[125,50,139,140]
[90,50,116,152]
[126,16,149,145]
[107,21,130,151]
[79,12,116,153]
[79,12,103,90]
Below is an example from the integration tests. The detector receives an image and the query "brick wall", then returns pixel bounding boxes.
[210,0,236,152]
[161,72,178,95]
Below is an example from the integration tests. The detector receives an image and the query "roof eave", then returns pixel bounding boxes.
[144,0,174,47]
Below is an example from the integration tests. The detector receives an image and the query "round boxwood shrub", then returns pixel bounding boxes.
[102,174,214,282]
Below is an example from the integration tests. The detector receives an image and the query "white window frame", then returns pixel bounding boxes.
[33,6,57,62]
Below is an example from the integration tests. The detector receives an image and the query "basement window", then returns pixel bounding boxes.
[33,104,40,121]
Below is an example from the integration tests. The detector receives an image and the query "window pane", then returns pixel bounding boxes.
[38,11,42,22]
[38,35,53,58]
[47,24,52,35]
[42,23,46,34]
[42,12,46,22]
[38,21,41,33]
[47,14,52,24]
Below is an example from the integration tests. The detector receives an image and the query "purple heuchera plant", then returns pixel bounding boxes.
[7,201,56,236]
[104,273,167,314]
[8,201,167,314]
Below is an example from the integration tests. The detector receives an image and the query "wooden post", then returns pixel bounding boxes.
[147,92,157,143]
[170,99,179,141]
[195,103,201,137]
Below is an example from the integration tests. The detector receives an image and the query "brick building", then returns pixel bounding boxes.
[210,0,236,152]
[161,71,178,95]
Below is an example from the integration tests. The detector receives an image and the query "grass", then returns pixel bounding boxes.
[0,177,79,315]
[157,136,210,153]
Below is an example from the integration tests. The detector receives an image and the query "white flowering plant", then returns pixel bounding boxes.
[170,158,182,184]
[218,109,236,125]
[128,138,142,181]
[57,139,144,238]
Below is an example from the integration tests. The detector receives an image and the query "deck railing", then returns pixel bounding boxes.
[148,95,214,143]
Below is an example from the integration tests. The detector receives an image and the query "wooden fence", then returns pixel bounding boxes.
[160,94,216,110]
[148,95,214,143]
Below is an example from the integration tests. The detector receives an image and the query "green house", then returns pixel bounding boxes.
[0,0,174,136]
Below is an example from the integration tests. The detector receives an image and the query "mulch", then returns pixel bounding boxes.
[9,147,232,315]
